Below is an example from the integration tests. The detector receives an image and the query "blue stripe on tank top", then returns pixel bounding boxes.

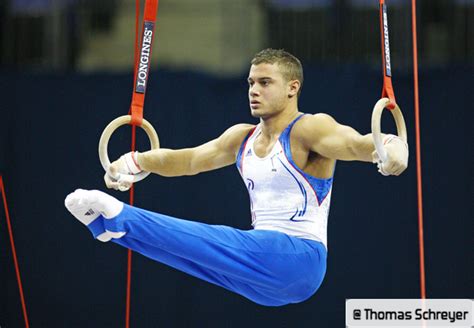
[236,127,256,171]
[279,114,335,204]
[277,157,308,219]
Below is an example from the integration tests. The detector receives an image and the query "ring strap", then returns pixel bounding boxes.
[129,0,159,126]
[379,0,396,110]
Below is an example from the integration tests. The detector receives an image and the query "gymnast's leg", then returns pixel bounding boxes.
[111,237,292,306]
[65,189,327,306]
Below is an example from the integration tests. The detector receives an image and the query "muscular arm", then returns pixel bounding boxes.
[136,124,255,177]
[297,113,408,176]
[298,113,376,162]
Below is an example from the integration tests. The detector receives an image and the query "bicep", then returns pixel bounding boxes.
[307,114,369,161]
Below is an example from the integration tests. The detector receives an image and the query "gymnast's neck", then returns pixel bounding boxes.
[258,107,301,140]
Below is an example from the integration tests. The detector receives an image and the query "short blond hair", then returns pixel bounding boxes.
[251,48,303,97]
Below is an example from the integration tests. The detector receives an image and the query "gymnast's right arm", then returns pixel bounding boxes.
[105,124,254,189]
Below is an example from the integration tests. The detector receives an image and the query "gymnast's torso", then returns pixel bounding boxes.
[236,114,335,249]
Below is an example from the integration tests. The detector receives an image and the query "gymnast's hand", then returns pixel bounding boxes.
[372,135,408,176]
[104,152,142,190]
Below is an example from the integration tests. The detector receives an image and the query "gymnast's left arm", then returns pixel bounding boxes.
[298,113,408,176]
[104,124,255,190]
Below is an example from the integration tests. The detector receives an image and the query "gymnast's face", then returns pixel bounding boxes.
[247,63,293,119]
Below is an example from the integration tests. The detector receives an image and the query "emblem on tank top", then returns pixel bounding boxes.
[246,148,252,156]
[270,150,283,172]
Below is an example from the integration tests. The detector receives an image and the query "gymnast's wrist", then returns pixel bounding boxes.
[383,134,408,150]
[135,152,146,172]
[120,151,142,175]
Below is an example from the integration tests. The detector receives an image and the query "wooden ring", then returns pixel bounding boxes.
[99,115,160,184]
[371,98,407,163]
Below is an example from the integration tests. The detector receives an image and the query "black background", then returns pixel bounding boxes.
[0,65,472,327]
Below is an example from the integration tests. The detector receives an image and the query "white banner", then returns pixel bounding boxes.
[346,299,473,327]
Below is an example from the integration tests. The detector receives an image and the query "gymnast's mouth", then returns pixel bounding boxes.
[250,101,261,109]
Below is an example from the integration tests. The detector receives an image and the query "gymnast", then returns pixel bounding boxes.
[65,49,408,306]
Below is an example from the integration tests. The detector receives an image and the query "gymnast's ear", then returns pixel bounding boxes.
[288,79,300,98]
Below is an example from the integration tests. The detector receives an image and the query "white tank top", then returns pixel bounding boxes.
[236,114,334,249]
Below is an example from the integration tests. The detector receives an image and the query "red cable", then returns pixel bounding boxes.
[0,175,30,328]
[125,245,133,328]
[378,0,425,298]
[126,126,136,328]
[125,0,141,325]
[126,1,159,326]
[411,0,426,299]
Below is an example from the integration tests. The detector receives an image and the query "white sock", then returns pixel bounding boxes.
[65,189,126,241]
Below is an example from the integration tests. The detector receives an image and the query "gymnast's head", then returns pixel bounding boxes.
[248,49,303,118]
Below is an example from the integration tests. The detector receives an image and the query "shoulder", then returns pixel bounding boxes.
[222,123,256,135]
[298,113,336,128]
[218,123,256,150]
[293,113,337,140]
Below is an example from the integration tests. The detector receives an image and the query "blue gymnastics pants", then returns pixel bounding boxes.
[87,204,327,306]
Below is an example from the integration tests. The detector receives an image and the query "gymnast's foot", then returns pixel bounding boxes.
[65,189,126,242]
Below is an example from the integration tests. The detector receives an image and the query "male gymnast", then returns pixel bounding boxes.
[65,49,408,306]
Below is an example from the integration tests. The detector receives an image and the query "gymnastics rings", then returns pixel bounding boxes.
[371,97,407,163]
[99,115,160,189]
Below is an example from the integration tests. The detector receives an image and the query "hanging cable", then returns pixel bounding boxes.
[125,2,141,326]
[377,0,426,299]
[0,175,30,328]
[410,0,426,300]
[126,1,159,327]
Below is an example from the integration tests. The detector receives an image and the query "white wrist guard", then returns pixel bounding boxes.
[373,134,409,176]
[383,134,408,150]
[122,151,142,175]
